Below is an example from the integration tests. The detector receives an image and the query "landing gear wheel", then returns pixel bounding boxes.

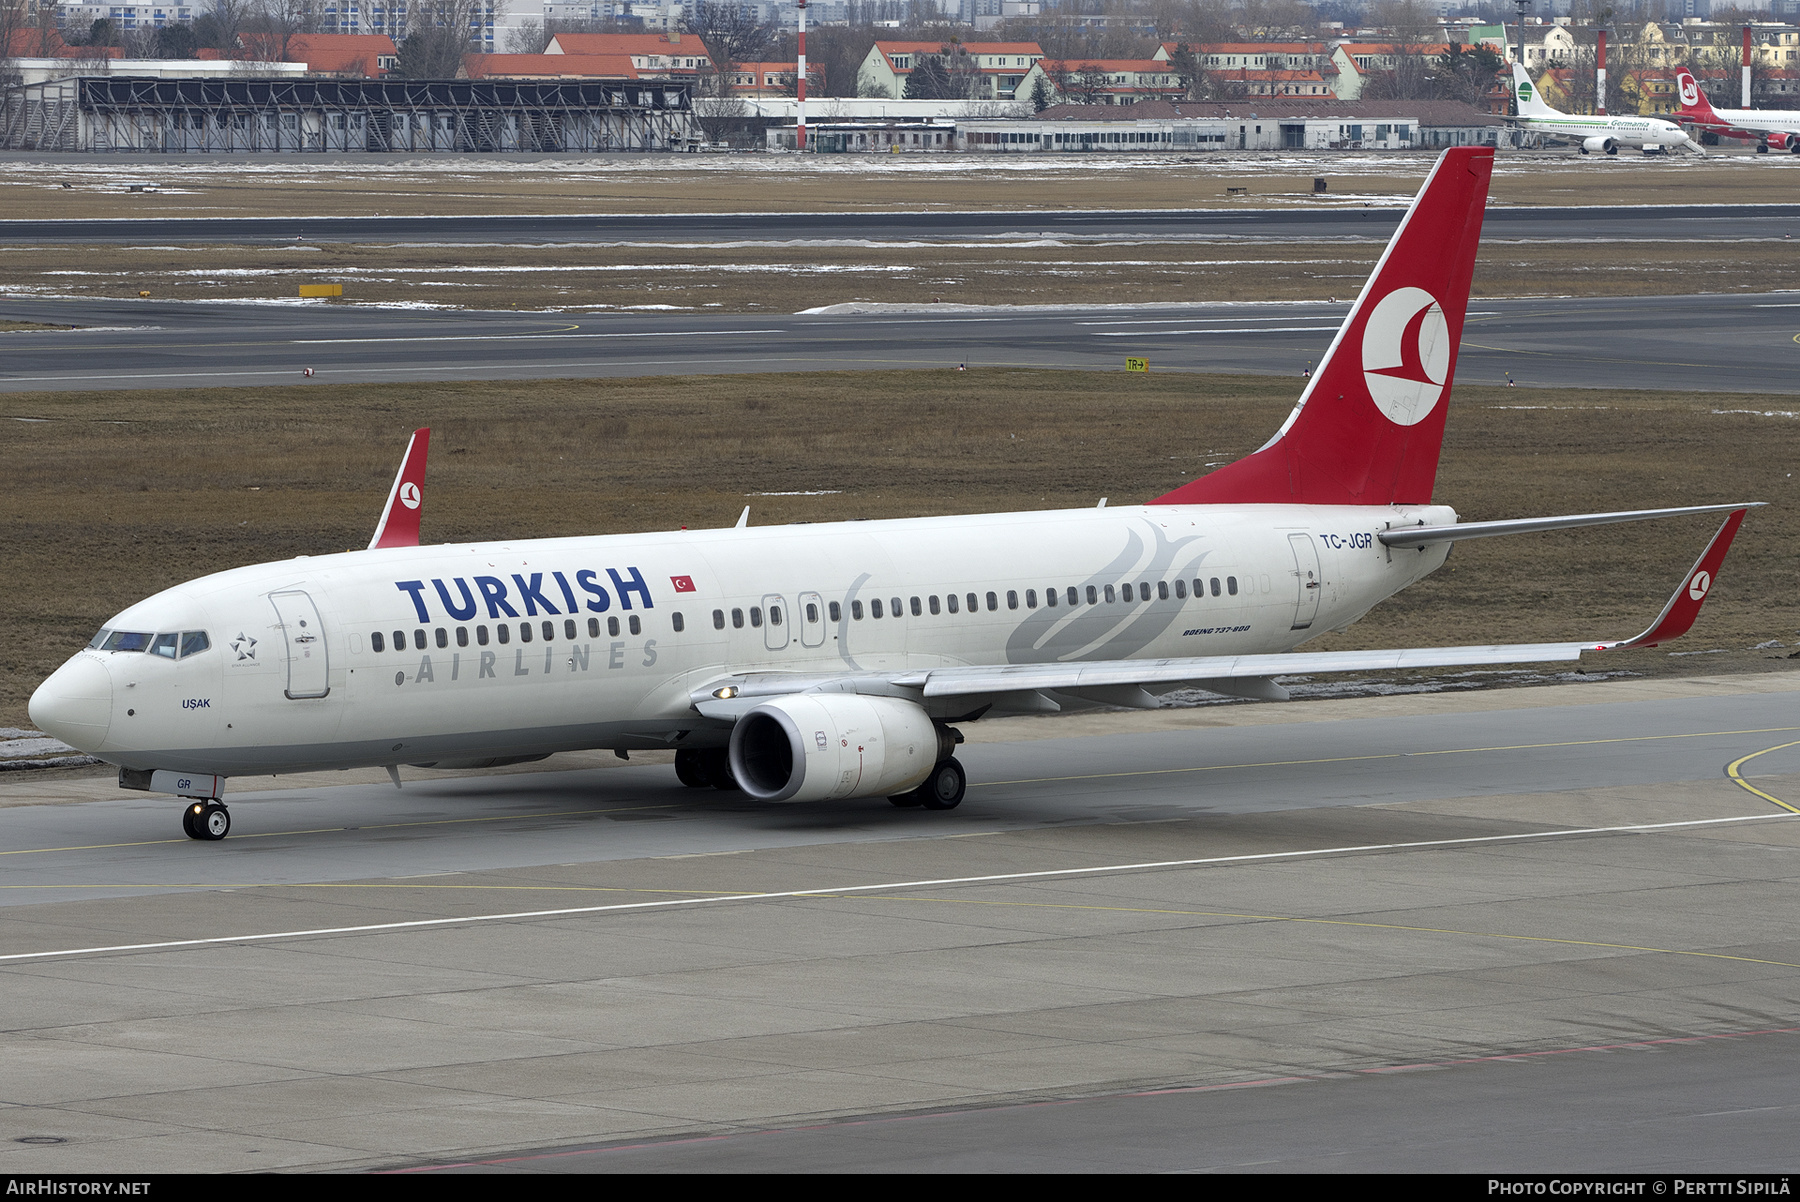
[186,800,230,841]
[918,758,966,811]
[1758,142,1771,153]
[701,749,739,791]
[674,749,711,788]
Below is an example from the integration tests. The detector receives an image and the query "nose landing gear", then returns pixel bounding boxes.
[181,800,231,841]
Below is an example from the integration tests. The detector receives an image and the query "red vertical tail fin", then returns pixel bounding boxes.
[1674,70,1720,123]
[1150,147,1493,507]
[368,427,430,550]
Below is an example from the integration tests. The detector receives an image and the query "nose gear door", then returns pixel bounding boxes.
[269,590,330,698]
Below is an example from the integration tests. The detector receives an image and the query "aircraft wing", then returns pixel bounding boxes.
[692,508,1751,719]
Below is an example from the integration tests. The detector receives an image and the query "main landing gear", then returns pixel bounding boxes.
[181,799,230,841]
[889,757,967,811]
[674,748,740,791]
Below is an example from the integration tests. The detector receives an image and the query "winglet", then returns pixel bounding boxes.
[1597,509,1747,650]
[368,428,430,551]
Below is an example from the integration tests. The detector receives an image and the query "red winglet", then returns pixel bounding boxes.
[1598,509,1747,650]
[368,427,430,550]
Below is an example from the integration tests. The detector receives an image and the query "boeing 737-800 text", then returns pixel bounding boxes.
[29,147,1755,841]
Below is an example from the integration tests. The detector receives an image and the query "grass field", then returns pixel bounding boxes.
[6,146,1798,219]
[4,368,1793,731]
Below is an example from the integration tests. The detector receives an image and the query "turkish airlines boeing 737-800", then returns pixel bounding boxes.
[29,147,1756,841]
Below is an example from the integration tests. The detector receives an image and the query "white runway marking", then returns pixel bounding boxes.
[2,811,1790,966]
[287,329,783,345]
[1090,326,1340,337]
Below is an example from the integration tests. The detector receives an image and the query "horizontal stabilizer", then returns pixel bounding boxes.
[1379,502,1762,547]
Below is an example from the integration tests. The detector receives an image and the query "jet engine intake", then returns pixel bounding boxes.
[1582,136,1618,155]
[729,694,942,802]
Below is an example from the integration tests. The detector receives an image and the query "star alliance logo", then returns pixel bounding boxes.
[231,633,258,661]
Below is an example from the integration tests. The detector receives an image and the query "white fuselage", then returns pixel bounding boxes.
[1517,113,1692,150]
[1695,104,1800,138]
[39,503,1454,779]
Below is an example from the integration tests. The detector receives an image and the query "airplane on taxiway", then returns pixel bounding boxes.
[29,146,1757,842]
[1509,62,1698,155]
[1671,68,1800,152]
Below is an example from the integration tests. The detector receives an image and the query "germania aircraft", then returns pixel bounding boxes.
[1509,62,1697,155]
[1671,68,1800,152]
[30,147,1756,842]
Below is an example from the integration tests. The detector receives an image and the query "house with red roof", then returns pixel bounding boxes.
[239,32,397,77]
[856,41,1044,100]
[545,31,715,79]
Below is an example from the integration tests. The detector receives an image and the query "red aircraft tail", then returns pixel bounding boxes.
[1150,147,1493,508]
[1674,70,1722,123]
[368,427,430,550]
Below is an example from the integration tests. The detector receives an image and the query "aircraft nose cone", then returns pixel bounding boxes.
[29,655,112,752]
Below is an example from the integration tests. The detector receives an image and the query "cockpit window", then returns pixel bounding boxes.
[101,631,154,653]
[150,633,179,659]
[180,631,211,658]
[88,629,111,650]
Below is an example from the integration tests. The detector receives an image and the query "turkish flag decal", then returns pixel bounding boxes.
[670,575,696,593]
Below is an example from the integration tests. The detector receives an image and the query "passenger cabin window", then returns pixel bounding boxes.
[829,601,842,622]
[1086,586,1097,605]
[1175,580,1187,599]
[750,606,764,627]
[911,596,923,617]
[542,620,555,642]
[672,612,685,633]
[870,599,883,619]
[890,597,901,618]
[1158,581,1170,601]
[1122,584,1134,603]
[372,631,386,653]
[609,616,621,636]
[1211,577,1222,597]
[966,593,978,613]
[851,600,864,620]
[436,628,448,649]
[497,624,510,644]
[589,618,602,637]
[477,625,490,646]
[1025,590,1037,609]
[1007,590,1019,610]
[769,605,782,626]
[987,592,999,612]
[151,633,178,659]
[413,630,426,651]
[1227,576,1239,596]
[1067,587,1078,606]
[1104,585,1116,603]
[731,608,744,629]
[713,609,726,630]
[629,615,641,635]
[946,594,959,614]
[928,595,940,615]
[806,602,820,623]
[456,627,469,647]
[519,623,532,644]
[564,619,576,640]
[1044,588,1055,608]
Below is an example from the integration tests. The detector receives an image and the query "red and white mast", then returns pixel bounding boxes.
[797,0,808,151]
[1595,28,1606,114]
[1744,24,1754,108]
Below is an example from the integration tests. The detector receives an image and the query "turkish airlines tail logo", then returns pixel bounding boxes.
[1362,287,1450,426]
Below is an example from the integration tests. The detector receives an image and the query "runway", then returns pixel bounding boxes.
[4,203,1800,245]
[5,290,1799,394]
[1,673,1796,1171]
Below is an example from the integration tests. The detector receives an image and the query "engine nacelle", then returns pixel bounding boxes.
[729,693,942,803]
[1582,136,1618,155]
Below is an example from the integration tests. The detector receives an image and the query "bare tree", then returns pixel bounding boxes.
[687,1,773,69]
[395,0,501,78]
[505,18,544,54]
[194,0,255,54]
[241,0,319,62]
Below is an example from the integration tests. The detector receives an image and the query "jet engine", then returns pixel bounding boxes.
[1581,136,1619,155]
[729,693,948,802]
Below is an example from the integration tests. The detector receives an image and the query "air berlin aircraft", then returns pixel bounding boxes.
[29,147,1756,842]
[1671,68,1800,152]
